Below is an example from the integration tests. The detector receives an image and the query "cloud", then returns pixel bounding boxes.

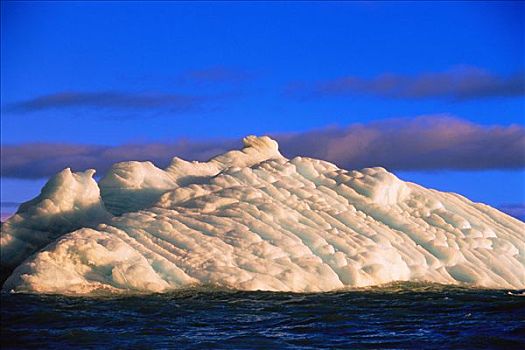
[4,66,252,114]
[1,212,14,222]
[4,91,207,113]
[1,116,524,179]
[277,116,525,171]
[0,202,19,222]
[1,202,20,208]
[498,204,525,222]
[0,139,238,179]
[287,66,525,100]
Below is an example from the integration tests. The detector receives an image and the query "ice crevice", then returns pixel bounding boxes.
[1,136,524,294]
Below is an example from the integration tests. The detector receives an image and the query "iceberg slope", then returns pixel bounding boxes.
[2,136,524,294]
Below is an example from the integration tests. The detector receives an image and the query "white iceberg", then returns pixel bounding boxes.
[1,136,524,294]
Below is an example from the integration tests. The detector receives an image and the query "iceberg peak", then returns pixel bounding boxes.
[210,135,283,169]
[242,135,280,153]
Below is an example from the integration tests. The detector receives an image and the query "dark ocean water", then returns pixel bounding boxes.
[1,283,524,349]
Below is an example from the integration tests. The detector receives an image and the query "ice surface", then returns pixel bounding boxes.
[1,137,524,294]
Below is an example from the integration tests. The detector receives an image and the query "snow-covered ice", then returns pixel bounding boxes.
[1,136,524,294]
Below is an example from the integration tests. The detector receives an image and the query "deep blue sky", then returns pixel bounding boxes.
[1,1,524,216]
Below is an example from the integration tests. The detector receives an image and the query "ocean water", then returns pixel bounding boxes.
[1,283,524,349]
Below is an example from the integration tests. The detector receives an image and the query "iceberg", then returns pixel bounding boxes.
[1,136,524,294]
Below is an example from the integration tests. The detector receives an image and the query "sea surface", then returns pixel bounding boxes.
[1,283,524,349]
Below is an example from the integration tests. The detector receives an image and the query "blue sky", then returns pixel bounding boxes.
[1,1,524,218]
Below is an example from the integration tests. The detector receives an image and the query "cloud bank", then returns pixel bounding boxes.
[4,67,252,114]
[498,204,525,222]
[1,116,524,179]
[278,116,525,171]
[0,140,237,179]
[4,91,207,113]
[288,66,525,100]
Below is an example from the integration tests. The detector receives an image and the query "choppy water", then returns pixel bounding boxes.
[1,283,524,349]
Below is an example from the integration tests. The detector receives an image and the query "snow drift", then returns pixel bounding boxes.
[1,136,524,294]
